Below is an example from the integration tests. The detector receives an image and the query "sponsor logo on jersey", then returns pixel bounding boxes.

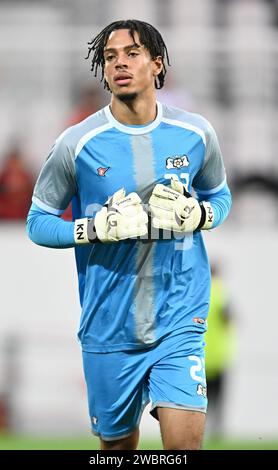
[197,383,207,398]
[166,155,189,169]
[97,166,110,176]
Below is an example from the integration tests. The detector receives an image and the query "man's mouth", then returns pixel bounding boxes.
[114,74,133,86]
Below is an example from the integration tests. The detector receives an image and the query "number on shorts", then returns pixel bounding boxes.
[188,355,205,382]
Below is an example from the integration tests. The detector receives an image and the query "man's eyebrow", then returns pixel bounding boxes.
[104,43,141,53]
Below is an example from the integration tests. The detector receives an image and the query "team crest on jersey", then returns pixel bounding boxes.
[197,384,207,398]
[97,166,110,177]
[193,317,206,325]
[166,155,189,170]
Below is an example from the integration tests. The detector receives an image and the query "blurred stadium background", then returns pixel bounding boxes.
[1,0,278,450]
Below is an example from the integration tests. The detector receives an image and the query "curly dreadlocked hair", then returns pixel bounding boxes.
[85,19,170,91]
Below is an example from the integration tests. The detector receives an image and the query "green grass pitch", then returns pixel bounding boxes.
[1,434,278,450]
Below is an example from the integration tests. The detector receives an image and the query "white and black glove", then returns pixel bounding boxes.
[149,179,214,233]
[74,188,148,244]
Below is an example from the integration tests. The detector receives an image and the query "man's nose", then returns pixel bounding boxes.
[115,53,128,68]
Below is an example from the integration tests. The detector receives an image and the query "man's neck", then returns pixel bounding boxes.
[110,93,157,125]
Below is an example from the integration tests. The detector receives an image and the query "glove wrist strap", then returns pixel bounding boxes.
[74,218,100,244]
[197,202,214,230]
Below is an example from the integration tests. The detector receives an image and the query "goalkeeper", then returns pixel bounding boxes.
[27,19,231,451]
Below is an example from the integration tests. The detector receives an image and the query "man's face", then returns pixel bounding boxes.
[103,29,162,100]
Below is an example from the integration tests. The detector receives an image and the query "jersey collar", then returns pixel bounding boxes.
[104,101,162,135]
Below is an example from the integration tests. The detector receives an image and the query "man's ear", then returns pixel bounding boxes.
[153,56,163,76]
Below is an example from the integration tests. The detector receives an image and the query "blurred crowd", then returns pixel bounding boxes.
[0,146,34,220]
[0,85,103,222]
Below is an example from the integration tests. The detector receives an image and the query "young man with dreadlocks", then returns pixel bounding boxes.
[27,20,232,450]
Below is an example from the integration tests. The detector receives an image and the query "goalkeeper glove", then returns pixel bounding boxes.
[74,188,148,244]
[149,179,214,233]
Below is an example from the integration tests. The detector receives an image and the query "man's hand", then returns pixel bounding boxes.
[74,188,148,244]
[149,179,214,233]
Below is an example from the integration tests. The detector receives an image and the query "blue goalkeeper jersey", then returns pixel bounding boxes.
[32,102,229,352]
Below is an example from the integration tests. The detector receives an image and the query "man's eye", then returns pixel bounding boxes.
[128,52,138,57]
[105,55,115,61]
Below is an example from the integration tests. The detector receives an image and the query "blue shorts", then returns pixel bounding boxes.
[82,330,207,441]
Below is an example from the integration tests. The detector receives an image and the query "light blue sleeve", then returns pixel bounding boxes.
[26,202,75,248]
[195,182,232,228]
[32,132,77,214]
